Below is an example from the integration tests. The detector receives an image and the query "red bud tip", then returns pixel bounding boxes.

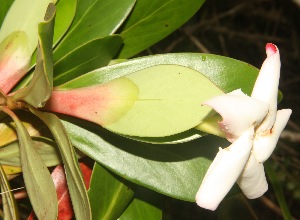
[266,43,277,57]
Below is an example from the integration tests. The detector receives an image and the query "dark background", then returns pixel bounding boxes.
[145,0,300,219]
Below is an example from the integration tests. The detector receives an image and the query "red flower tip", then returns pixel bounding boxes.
[266,43,277,57]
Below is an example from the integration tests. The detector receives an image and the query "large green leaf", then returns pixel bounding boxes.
[53,35,123,85]
[12,3,55,108]
[119,187,162,220]
[58,53,258,95]
[57,53,258,139]
[105,65,223,137]
[53,0,136,61]
[117,0,205,58]
[30,108,91,220]
[1,107,58,220]
[61,117,227,201]
[0,164,19,220]
[88,163,134,220]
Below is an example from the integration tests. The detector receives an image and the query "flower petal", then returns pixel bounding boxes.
[204,89,268,142]
[251,43,281,134]
[196,128,254,210]
[253,109,292,163]
[237,154,268,199]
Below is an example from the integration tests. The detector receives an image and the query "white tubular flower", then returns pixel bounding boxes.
[196,128,254,211]
[237,154,268,199]
[204,89,268,143]
[253,109,292,163]
[196,43,292,211]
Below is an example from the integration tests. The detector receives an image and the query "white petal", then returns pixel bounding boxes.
[237,154,268,199]
[196,128,254,210]
[251,43,281,134]
[204,89,268,142]
[253,109,292,162]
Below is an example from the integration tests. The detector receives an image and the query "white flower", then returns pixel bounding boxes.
[196,43,292,211]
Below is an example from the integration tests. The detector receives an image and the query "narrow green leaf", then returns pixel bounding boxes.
[0,0,13,27]
[53,0,136,61]
[30,108,91,220]
[61,117,228,201]
[1,107,57,220]
[117,0,205,58]
[12,4,55,108]
[0,164,19,220]
[53,35,123,85]
[265,162,293,220]
[88,163,134,220]
[53,0,76,46]
[119,187,162,220]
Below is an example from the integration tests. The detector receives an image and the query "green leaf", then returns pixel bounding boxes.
[0,164,19,220]
[0,0,13,27]
[11,3,55,108]
[53,35,123,85]
[58,53,258,95]
[0,137,61,168]
[265,162,293,220]
[62,117,228,201]
[105,65,223,137]
[88,163,134,220]
[1,107,58,220]
[117,0,205,58]
[119,187,162,220]
[53,0,76,46]
[30,108,91,220]
[0,0,53,57]
[53,0,136,61]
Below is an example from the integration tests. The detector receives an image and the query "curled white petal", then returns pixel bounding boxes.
[253,109,292,163]
[252,43,281,134]
[237,154,268,199]
[196,128,254,210]
[204,89,268,142]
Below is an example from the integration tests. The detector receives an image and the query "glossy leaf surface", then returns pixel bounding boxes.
[88,163,134,220]
[53,0,136,61]
[62,117,227,201]
[53,35,123,85]
[2,107,58,220]
[117,0,205,58]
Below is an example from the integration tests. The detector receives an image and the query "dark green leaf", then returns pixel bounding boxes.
[117,0,205,58]
[53,0,136,61]
[119,187,162,220]
[53,35,123,85]
[12,4,55,108]
[1,107,57,220]
[88,163,134,220]
[0,164,19,220]
[61,117,228,201]
[30,108,91,220]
